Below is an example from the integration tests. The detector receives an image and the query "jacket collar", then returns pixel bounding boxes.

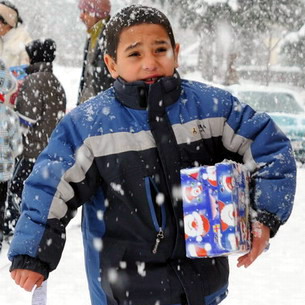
[25,62,53,74]
[114,71,182,110]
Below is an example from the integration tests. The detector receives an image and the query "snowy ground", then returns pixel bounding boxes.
[1,169,304,305]
[0,66,304,304]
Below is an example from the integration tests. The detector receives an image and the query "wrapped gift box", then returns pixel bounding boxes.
[181,161,251,258]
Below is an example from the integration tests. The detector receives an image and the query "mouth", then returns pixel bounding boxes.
[143,76,161,85]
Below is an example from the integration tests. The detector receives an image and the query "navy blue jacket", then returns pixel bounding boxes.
[9,75,296,305]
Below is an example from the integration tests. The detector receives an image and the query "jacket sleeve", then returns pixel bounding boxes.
[15,76,44,127]
[8,111,101,278]
[222,92,296,237]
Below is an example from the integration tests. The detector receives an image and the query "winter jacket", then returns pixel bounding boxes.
[15,62,66,159]
[8,75,296,305]
[78,18,113,105]
[0,26,32,67]
[0,103,22,181]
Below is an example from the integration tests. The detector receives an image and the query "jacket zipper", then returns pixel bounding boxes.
[144,177,166,254]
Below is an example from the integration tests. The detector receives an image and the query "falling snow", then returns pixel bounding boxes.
[1,1,305,304]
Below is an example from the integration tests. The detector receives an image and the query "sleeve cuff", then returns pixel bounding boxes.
[9,255,50,280]
[255,210,282,238]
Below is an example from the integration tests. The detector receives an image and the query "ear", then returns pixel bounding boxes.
[174,43,180,68]
[104,54,119,79]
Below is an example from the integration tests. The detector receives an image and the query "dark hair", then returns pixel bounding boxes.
[104,5,176,61]
[0,1,23,25]
[25,39,56,64]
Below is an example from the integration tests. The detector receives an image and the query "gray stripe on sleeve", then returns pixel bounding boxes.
[223,122,257,171]
[222,122,251,155]
[48,144,95,219]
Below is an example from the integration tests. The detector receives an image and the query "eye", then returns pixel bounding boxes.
[156,47,167,53]
[128,51,140,57]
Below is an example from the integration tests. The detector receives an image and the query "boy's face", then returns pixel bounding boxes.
[104,24,180,84]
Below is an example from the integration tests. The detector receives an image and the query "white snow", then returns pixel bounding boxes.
[53,65,81,111]
[0,66,304,305]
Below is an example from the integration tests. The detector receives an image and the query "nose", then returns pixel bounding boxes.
[80,11,86,21]
[142,54,157,71]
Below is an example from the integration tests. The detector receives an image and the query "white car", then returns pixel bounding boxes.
[227,84,305,163]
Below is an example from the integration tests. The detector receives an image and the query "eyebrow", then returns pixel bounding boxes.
[124,39,170,53]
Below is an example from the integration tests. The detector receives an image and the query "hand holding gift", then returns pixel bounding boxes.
[237,221,270,268]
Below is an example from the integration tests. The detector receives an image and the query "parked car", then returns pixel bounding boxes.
[227,84,305,163]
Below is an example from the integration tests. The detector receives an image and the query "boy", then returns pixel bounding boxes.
[9,5,296,305]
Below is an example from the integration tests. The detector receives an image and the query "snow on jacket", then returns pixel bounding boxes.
[15,62,66,159]
[0,26,32,67]
[9,75,296,305]
[0,103,22,181]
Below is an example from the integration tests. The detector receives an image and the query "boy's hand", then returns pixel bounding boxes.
[11,269,44,292]
[237,222,270,268]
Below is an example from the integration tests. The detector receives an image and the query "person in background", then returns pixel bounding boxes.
[8,5,296,305]
[0,57,18,107]
[78,0,113,105]
[0,1,32,67]
[4,38,66,237]
[0,62,22,252]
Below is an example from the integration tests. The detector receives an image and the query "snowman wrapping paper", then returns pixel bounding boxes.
[180,161,251,258]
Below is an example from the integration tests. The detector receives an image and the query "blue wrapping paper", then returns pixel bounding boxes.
[181,161,251,258]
